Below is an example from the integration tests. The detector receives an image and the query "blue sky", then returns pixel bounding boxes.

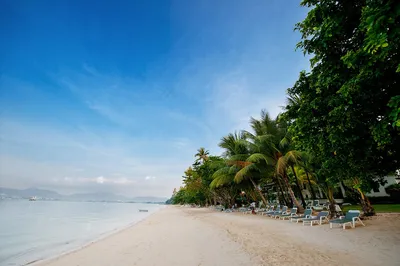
[0,0,309,197]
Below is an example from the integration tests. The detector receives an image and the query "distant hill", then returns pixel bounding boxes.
[0,187,167,203]
[0,187,63,199]
[68,192,130,201]
[129,196,168,203]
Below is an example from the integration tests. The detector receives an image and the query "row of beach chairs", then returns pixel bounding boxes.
[241,204,365,229]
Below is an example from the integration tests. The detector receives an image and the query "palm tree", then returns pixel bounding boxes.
[294,166,318,198]
[210,162,242,207]
[242,111,305,212]
[195,147,209,164]
[298,152,317,200]
[214,132,269,205]
[280,149,307,208]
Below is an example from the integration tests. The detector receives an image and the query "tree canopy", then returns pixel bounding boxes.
[167,0,399,216]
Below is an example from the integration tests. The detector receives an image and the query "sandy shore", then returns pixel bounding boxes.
[37,207,400,266]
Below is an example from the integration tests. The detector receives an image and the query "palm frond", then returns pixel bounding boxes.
[228,165,241,175]
[242,130,256,140]
[247,153,274,165]
[257,134,277,145]
[279,135,291,149]
[276,156,288,176]
[285,150,302,165]
[228,154,250,162]
[212,167,230,178]
[210,174,234,188]
[227,160,252,168]
[234,164,259,183]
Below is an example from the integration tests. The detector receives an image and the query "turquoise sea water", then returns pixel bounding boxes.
[0,200,162,265]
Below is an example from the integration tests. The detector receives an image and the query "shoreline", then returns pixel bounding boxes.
[35,206,400,266]
[29,205,165,266]
[37,206,256,266]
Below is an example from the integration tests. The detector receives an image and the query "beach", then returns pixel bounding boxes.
[37,206,400,266]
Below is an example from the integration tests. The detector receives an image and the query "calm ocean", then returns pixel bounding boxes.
[0,200,162,266]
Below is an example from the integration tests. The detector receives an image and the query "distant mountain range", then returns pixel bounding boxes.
[0,187,167,203]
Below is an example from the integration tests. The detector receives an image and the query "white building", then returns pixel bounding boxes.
[366,175,400,197]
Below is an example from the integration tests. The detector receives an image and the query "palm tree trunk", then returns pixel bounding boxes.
[273,174,289,206]
[305,172,317,200]
[281,173,304,212]
[318,186,324,198]
[325,185,338,218]
[339,181,347,198]
[294,179,307,208]
[281,178,292,207]
[277,182,287,205]
[248,177,268,206]
[291,166,307,208]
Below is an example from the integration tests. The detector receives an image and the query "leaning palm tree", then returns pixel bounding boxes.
[277,137,307,208]
[245,134,305,212]
[214,132,269,205]
[210,162,242,206]
[242,111,305,212]
[297,152,317,200]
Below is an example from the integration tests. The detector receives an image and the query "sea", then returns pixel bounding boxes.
[0,199,163,266]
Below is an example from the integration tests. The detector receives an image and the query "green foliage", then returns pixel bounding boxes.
[285,0,400,215]
[342,204,400,213]
[169,1,399,217]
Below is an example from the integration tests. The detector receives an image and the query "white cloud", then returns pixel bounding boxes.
[96,176,105,184]
[0,1,312,200]
[0,6,309,196]
[0,58,303,197]
[206,70,285,133]
[0,118,191,197]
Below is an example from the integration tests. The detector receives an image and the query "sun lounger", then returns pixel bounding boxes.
[277,208,297,220]
[256,206,270,215]
[290,209,313,223]
[260,206,275,216]
[238,207,247,213]
[270,206,288,218]
[307,200,328,211]
[263,206,278,216]
[243,208,252,214]
[329,210,365,229]
[302,211,329,226]
[255,208,267,214]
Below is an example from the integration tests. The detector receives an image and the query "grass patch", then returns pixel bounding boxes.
[342,204,400,213]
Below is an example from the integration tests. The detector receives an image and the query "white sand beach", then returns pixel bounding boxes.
[37,207,400,266]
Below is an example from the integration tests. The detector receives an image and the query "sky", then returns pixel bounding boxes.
[0,0,309,198]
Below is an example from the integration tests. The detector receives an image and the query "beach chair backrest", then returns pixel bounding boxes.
[281,206,287,212]
[345,210,360,219]
[304,208,313,216]
[275,206,281,212]
[313,200,319,206]
[317,211,329,218]
[290,208,297,214]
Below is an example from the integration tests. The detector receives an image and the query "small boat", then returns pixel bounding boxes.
[29,196,37,201]
[139,209,148,212]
